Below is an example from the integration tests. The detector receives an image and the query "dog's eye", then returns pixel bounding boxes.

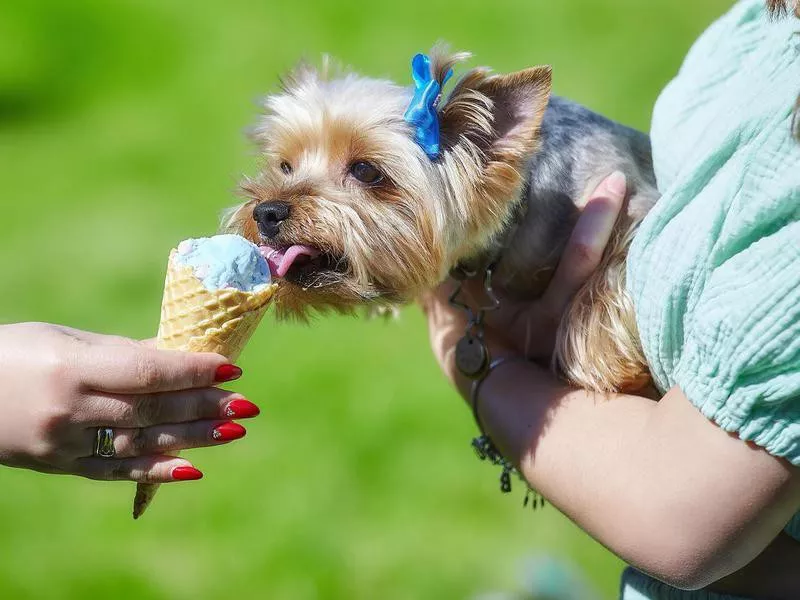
[350,161,383,185]
[280,161,293,175]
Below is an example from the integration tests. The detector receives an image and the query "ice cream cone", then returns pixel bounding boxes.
[132,249,276,519]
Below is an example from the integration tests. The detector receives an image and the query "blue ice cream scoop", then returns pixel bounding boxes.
[174,234,271,292]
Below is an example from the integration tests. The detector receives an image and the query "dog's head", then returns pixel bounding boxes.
[224,46,551,317]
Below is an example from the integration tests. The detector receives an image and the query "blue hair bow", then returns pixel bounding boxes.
[403,53,453,159]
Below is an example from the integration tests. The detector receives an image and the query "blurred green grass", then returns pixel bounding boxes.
[0,1,730,598]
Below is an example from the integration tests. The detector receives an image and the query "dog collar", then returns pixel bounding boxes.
[403,53,452,159]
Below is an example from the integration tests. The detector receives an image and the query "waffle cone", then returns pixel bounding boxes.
[132,249,276,519]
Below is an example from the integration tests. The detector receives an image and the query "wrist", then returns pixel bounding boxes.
[475,358,566,467]
[469,356,529,436]
[466,356,553,508]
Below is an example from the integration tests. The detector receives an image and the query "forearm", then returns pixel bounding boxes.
[472,360,800,589]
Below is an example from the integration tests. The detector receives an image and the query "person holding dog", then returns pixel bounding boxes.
[424,0,800,598]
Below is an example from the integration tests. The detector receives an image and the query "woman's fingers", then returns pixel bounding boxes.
[78,420,247,459]
[75,341,236,394]
[75,388,260,428]
[420,282,471,385]
[76,455,204,483]
[541,171,627,315]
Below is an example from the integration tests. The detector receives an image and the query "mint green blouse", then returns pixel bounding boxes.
[623,1,799,597]
[629,0,800,467]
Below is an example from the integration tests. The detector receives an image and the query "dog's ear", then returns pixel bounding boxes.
[437,66,551,235]
[439,65,552,167]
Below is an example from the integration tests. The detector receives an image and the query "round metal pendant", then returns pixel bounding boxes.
[455,334,489,378]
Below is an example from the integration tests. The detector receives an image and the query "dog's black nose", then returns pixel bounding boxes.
[253,201,290,238]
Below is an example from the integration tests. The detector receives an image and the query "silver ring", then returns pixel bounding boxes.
[94,427,116,458]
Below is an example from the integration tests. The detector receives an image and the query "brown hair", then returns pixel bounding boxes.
[765,1,800,139]
[765,0,800,17]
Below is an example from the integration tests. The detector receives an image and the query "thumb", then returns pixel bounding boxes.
[541,170,627,314]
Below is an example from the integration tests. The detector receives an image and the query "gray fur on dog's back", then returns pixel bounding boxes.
[496,95,659,297]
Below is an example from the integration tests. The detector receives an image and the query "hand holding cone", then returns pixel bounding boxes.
[133,239,276,519]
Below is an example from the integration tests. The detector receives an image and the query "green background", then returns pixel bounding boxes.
[0,1,730,598]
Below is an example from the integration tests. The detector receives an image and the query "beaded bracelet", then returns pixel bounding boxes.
[470,357,546,510]
[447,264,545,510]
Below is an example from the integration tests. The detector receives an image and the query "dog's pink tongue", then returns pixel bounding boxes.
[259,245,320,278]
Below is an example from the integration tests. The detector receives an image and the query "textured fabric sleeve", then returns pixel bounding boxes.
[627,0,800,465]
[671,221,800,462]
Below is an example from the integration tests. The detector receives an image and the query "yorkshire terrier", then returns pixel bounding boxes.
[223,46,659,393]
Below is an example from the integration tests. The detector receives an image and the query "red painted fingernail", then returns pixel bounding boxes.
[224,399,260,419]
[212,422,247,442]
[172,466,203,481]
[214,364,242,383]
